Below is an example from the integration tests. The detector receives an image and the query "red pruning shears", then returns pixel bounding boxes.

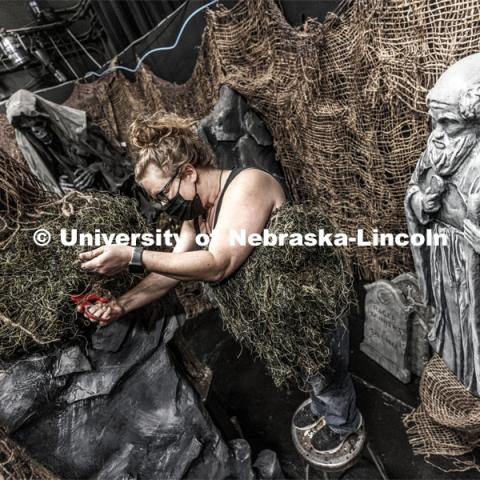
[70,293,111,321]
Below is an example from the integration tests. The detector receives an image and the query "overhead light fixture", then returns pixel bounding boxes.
[0,29,30,68]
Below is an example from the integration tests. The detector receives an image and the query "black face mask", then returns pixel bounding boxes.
[161,177,206,221]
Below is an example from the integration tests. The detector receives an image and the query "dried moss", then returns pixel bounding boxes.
[0,191,147,359]
[203,203,355,389]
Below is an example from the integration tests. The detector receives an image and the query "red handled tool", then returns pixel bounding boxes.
[70,292,111,322]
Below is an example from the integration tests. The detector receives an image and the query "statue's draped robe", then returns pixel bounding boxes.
[405,149,480,396]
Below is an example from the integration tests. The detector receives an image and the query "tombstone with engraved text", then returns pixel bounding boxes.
[360,273,432,383]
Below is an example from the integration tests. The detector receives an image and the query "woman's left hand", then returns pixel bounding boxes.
[79,245,133,275]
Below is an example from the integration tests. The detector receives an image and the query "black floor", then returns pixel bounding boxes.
[179,283,480,480]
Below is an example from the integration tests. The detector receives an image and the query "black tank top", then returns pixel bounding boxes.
[194,166,291,235]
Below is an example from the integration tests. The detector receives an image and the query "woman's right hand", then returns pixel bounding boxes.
[78,296,126,326]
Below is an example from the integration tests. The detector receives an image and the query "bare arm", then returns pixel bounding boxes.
[118,220,197,313]
[79,171,286,287]
[81,220,197,324]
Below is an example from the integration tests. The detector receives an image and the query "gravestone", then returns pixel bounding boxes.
[360,273,432,383]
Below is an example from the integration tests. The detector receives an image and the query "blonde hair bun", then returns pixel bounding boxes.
[129,112,215,180]
[129,112,196,149]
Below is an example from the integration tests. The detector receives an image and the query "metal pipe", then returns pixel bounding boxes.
[66,28,102,68]
[47,34,78,78]
[6,22,66,35]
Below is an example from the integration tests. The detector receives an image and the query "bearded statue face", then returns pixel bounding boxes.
[424,53,480,177]
[426,103,478,176]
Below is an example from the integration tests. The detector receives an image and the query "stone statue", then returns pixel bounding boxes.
[405,53,480,396]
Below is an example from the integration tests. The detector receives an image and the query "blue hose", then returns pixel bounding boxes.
[85,0,219,79]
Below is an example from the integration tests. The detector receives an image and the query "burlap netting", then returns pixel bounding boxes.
[403,354,480,472]
[2,0,480,472]
[4,0,480,280]
[0,150,52,251]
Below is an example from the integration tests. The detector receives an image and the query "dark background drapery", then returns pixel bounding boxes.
[91,1,186,55]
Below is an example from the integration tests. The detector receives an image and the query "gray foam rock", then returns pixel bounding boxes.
[1,302,283,479]
[54,345,92,377]
[243,111,273,146]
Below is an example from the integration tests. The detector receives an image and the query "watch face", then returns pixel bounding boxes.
[128,262,144,274]
[129,247,145,274]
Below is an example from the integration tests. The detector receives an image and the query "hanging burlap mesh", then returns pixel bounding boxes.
[2,0,480,325]
[403,354,480,472]
[1,0,480,472]
[0,115,23,162]
[1,0,480,280]
[0,148,52,250]
[62,74,120,143]
[45,0,480,281]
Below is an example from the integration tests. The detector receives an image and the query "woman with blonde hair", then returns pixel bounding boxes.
[78,111,362,455]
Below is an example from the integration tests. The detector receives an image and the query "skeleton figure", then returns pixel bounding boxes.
[6,89,133,195]
[405,53,480,396]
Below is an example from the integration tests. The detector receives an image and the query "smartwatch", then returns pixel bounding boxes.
[128,247,145,274]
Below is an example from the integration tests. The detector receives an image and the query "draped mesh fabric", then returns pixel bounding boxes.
[47,0,480,279]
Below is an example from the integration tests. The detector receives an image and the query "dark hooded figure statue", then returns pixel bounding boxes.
[6,89,133,196]
[405,53,480,396]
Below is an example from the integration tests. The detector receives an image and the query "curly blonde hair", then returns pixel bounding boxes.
[129,112,215,181]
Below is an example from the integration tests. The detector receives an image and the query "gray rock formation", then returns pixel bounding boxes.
[198,85,286,188]
[0,302,283,479]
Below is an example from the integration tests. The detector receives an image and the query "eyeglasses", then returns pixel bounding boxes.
[155,168,181,207]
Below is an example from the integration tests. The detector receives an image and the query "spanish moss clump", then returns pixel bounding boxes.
[0,191,147,359]
[203,203,355,390]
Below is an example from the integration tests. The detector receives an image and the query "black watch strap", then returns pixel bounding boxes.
[128,247,145,274]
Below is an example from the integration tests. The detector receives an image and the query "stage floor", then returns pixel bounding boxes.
[180,281,480,480]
